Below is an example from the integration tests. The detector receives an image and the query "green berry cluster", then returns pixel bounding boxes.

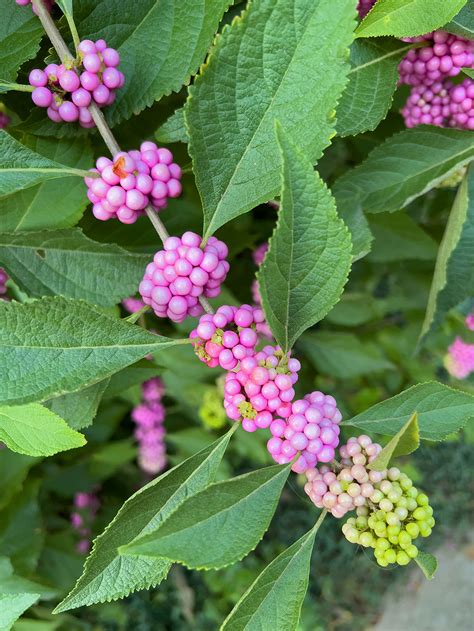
[342,466,435,567]
[199,386,227,429]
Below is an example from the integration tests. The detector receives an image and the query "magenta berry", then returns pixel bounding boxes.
[0,267,10,301]
[224,345,300,432]
[16,0,54,12]
[131,378,167,475]
[70,490,100,554]
[267,391,342,473]
[85,142,183,223]
[190,304,265,369]
[28,38,124,126]
[139,232,229,322]
[357,0,375,18]
[398,31,474,88]
[444,336,474,379]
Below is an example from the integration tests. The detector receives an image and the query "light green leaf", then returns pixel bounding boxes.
[74,0,233,126]
[0,136,92,232]
[0,557,55,597]
[368,412,420,471]
[0,593,39,631]
[443,0,474,39]
[0,131,89,198]
[356,0,468,38]
[0,296,183,405]
[257,125,351,351]
[415,551,438,580]
[326,293,385,326]
[301,331,394,378]
[186,0,356,239]
[155,108,187,144]
[0,403,85,456]
[344,381,474,440]
[420,165,474,343]
[332,128,474,221]
[0,229,150,306]
[0,0,43,82]
[337,39,413,137]
[55,0,73,15]
[221,512,326,631]
[463,67,474,79]
[45,380,110,430]
[121,464,291,569]
[367,212,438,262]
[55,429,235,612]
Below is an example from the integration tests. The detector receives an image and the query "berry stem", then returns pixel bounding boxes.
[0,81,34,93]
[31,0,215,316]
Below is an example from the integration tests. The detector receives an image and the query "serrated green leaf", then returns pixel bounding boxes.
[0,229,150,306]
[155,108,187,144]
[55,429,235,612]
[344,381,474,440]
[337,39,413,137]
[333,128,474,236]
[0,131,89,197]
[415,551,438,580]
[356,0,467,38]
[368,412,420,471]
[186,0,356,239]
[45,380,110,430]
[257,125,352,351]
[221,513,326,631]
[0,296,184,405]
[446,1,474,38]
[0,0,43,83]
[301,331,394,378]
[74,0,232,127]
[420,165,474,344]
[0,403,85,456]
[0,136,92,232]
[122,463,291,570]
[367,212,438,263]
[0,592,39,631]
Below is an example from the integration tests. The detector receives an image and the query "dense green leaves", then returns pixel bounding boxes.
[333,128,474,258]
[45,380,110,430]
[257,126,351,351]
[367,212,438,262]
[155,108,187,144]
[301,331,394,378]
[186,0,356,238]
[415,551,438,580]
[0,229,150,306]
[0,0,43,82]
[446,1,474,38]
[420,165,474,343]
[368,413,420,471]
[55,431,234,612]
[0,136,92,232]
[356,0,468,38]
[122,464,291,569]
[337,39,412,137]
[221,514,326,631]
[0,403,85,456]
[344,382,474,440]
[0,131,89,198]
[75,0,232,126]
[0,296,183,405]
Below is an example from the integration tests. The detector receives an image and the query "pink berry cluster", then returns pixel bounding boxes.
[357,0,375,18]
[16,0,54,11]
[466,313,474,331]
[70,491,100,554]
[445,336,474,379]
[399,32,474,87]
[0,268,9,301]
[28,39,124,126]
[304,435,383,518]
[224,345,300,432]
[0,111,10,129]
[267,391,342,474]
[85,142,182,223]
[401,78,474,130]
[131,377,167,475]
[139,232,229,322]
[190,305,265,369]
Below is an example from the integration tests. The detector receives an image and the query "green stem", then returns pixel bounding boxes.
[0,82,34,93]
[65,13,81,55]
[312,509,327,533]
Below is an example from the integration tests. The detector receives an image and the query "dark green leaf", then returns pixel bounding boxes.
[445,0,474,38]
[0,0,43,82]
[367,212,438,262]
[155,108,187,144]
[45,380,110,430]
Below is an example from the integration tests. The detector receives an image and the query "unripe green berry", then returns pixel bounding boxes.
[405,522,420,538]
[407,487,418,499]
[356,506,369,517]
[413,507,427,521]
[400,477,413,491]
[406,544,419,559]
[380,480,392,494]
[417,493,429,506]
[368,516,377,529]
[370,490,384,503]
[359,532,374,547]
[398,531,412,547]
[356,516,368,529]
[396,551,410,566]
[388,489,402,503]
[375,537,390,551]
[428,516,435,527]
[377,556,389,567]
[396,497,408,509]
[388,467,400,481]
[384,549,397,564]
[379,499,393,512]
[387,524,401,537]
[395,506,408,521]
[386,512,400,526]
[406,498,418,511]
[388,534,399,545]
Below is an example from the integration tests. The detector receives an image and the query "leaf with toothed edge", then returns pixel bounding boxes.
[121,464,291,570]
[54,428,236,612]
[186,0,356,239]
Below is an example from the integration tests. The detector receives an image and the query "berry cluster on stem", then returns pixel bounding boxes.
[70,491,100,554]
[131,377,167,475]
